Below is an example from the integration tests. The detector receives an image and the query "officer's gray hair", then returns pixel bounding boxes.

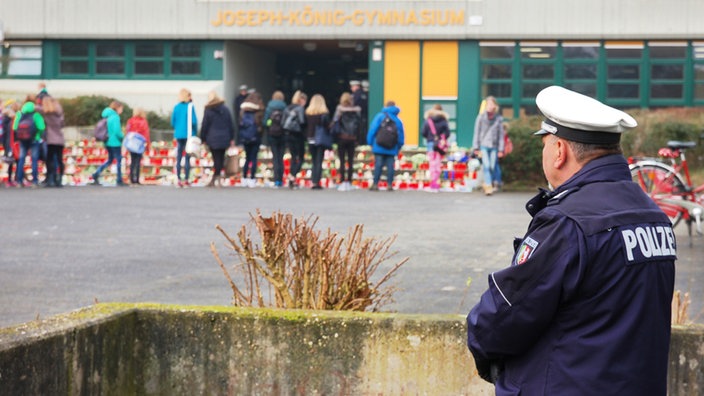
[567,140,622,164]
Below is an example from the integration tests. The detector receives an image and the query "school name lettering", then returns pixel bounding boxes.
[211,7,466,28]
[621,225,676,262]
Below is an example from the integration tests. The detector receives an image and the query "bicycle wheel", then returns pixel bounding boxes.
[631,163,687,227]
[630,162,687,198]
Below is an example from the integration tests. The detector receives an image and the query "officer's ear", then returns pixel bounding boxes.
[552,137,568,169]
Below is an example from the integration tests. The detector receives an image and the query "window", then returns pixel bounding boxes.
[520,42,557,101]
[171,43,201,75]
[95,43,125,75]
[693,42,704,102]
[649,42,686,102]
[605,42,643,103]
[134,43,164,75]
[480,42,515,101]
[1,42,43,77]
[563,42,599,98]
[49,41,211,79]
[59,43,90,75]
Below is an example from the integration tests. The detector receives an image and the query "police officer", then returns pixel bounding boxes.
[467,86,676,395]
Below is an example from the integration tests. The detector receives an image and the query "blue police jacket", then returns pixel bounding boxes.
[467,154,676,396]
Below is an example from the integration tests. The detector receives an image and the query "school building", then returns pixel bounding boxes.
[2,0,704,147]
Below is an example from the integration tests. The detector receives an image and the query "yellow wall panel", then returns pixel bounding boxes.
[422,41,458,98]
[384,41,421,146]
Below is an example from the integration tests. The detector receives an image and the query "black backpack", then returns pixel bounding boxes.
[375,115,398,149]
[282,105,302,133]
[16,112,37,143]
[337,111,361,142]
[267,109,284,137]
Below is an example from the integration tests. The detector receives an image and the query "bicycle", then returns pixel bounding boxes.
[629,138,704,244]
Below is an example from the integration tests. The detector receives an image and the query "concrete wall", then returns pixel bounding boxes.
[0,303,702,395]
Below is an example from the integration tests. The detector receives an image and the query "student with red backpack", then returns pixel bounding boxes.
[12,98,46,187]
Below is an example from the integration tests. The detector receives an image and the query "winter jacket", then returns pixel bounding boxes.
[473,111,504,152]
[126,116,151,148]
[263,99,287,124]
[421,108,450,147]
[42,108,65,146]
[101,107,124,148]
[366,105,404,155]
[467,154,675,396]
[171,101,198,140]
[13,102,46,143]
[201,99,235,150]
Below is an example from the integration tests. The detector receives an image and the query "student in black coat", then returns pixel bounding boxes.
[201,91,235,187]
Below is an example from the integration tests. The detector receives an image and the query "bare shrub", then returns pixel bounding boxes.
[672,290,691,325]
[211,210,409,312]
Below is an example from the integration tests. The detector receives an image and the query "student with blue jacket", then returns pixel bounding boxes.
[366,101,404,191]
[171,88,198,187]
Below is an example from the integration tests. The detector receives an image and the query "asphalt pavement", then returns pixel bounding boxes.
[1,184,702,328]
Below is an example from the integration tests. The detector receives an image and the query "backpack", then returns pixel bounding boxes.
[282,105,302,133]
[375,115,398,149]
[337,111,361,142]
[16,112,37,143]
[239,111,258,143]
[267,109,284,137]
[94,118,109,142]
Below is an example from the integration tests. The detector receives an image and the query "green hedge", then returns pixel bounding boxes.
[58,95,171,129]
[502,108,704,188]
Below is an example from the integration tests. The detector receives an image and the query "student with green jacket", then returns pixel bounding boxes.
[13,99,46,187]
[91,101,125,186]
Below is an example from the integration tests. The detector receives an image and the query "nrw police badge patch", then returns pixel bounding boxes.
[515,236,539,265]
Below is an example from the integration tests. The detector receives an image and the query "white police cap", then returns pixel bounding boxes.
[534,86,637,144]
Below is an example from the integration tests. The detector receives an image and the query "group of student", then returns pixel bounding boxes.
[2,81,506,192]
[1,84,67,188]
[170,80,401,191]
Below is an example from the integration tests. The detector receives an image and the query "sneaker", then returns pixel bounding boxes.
[89,179,101,186]
[369,184,379,191]
[483,184,493,196]
[312,184,323,190]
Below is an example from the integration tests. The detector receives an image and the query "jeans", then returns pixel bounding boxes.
[242,142,260,179]
[480,146,498,186]
[129,152,143,183]
[46,144,65,185]
[17,140,41,184]
[309,144,325,186]
[337,141,356,182]
[176,138,191,182]
[94,146,123,183]
[269,135,286,185]
[372,153,395,187]
[285,133,304,179]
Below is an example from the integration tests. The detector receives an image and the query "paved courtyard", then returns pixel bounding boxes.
[1,185,702,328]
